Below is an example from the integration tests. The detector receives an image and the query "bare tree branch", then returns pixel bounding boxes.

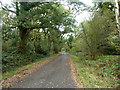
[0,1,16,14]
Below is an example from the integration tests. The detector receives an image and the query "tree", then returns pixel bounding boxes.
[1,2,73,54]
[67,34,74,49]
[70,7,116,59]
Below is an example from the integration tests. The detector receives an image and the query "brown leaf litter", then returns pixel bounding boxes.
[1,55,59,88]
[67,54,84,88]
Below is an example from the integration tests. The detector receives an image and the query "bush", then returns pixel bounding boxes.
[35,45,48,55]
[2,51,45,73]
[98,44,118,55]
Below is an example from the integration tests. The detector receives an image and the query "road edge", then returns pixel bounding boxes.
[67,54,84,88]
[1,54,60,88]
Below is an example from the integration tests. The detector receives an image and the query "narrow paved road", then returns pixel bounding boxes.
[10,54,77,88]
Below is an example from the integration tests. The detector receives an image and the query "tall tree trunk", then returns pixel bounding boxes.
[115,0,120,38]
[118,2,120,39]
[82,23,93,58]
[18,28,29,53]
[53,40,58,54]
[48,35,51,52]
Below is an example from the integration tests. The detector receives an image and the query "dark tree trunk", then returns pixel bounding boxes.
[53,40,58,54]
[18,27,29,53]
[48,35,51,52]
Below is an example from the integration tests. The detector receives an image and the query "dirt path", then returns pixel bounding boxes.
[10,54,77,88]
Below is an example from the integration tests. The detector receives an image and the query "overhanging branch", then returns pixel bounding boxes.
[0,1,16,14]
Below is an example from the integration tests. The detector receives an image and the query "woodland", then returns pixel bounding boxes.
[1,0,120,88]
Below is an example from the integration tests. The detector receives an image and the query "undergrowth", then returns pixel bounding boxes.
[2,50,46,73]
[70,54,120,88]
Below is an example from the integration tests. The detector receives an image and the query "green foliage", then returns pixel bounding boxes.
[2,50,44,73]
[70,7,117,59]
[1,2,74,54]
[67,34,74,49]
[35,45,48,55]
[1,1,77,74]
[2,2,119,87]
[2,54,57,80]
[71,54,119,88]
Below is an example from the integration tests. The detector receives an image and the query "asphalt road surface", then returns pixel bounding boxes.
[10,54,77,88]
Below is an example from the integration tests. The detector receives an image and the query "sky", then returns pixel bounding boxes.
[75,0,94,24]
[0,0,94,24]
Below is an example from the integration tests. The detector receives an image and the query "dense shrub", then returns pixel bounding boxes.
[2,51,45,73]
[98,44,118,55]
[35,45,48,55]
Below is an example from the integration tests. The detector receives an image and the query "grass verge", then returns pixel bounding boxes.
[70,54,119,88]
[1,54,58,81]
